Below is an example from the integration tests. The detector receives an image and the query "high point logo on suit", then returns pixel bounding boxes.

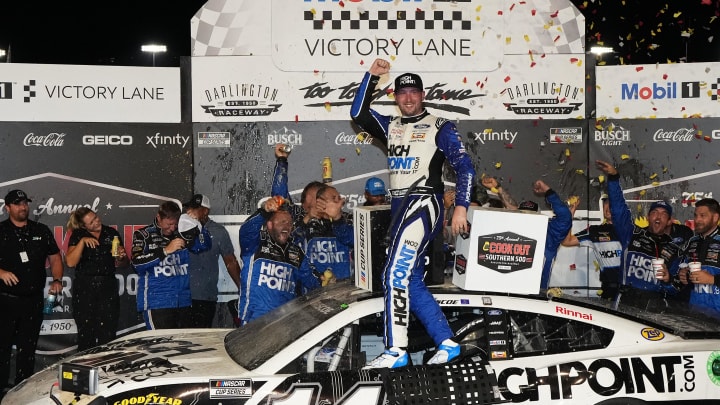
[154,254,189,277]
[258,261,296,292]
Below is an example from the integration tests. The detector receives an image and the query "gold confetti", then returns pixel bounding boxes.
[565,148,571,157]
[598,175,605,183]
[649,173,657,179]
[621,154,630,160]
[324,102,332,112]
[635,216,649,228]
[495,162,502,169]
[523,34,530,42]
[651,181,660,186]
[575,169,585,175]
[355,147,361,155]
[639,190,646,196]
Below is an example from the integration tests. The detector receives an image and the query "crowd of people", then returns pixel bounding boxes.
[2,60,720,394]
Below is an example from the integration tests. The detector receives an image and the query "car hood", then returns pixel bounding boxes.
[5,329,246,405]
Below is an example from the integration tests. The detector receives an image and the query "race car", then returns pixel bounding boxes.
[5,280,720,404]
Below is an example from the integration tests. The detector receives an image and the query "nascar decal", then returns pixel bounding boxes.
[209,379,253,399]
[478,232,537,273]
[497,354,699,402]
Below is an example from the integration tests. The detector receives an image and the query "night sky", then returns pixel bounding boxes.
[0,0,718,66]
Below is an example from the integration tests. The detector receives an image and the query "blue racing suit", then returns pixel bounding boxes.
[681,228,720,316]
[351,71,476,348]
[271,157,355,281]
[540,190,572,290]
[131,219,211,312]
[238,209,318,324]
[607,174,681,303]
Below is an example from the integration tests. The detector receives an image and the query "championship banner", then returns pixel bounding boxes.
[191,54,586,122]
[596,62,720,119]
[0,122,192,367]
[191,0,585,72]
[0,64,181,122]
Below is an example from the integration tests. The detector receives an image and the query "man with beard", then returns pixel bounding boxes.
[597,160,682,309]
[270,144,354,283]
[238,198,318,325]
[678,198,720,316]
[0,190,63,393]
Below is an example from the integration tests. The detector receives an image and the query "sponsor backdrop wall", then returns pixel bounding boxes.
[0,123,192,368]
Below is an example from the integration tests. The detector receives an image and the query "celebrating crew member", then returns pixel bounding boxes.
[65,207,129,350]
[351,58,476,368]
[238,197,318,324]
[678,198,720,316]
[131,201,210,329]
[598,160,682,309]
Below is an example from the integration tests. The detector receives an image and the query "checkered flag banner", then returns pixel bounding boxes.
[191,0,585,73]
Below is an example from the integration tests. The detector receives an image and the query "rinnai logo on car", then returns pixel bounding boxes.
[594,124,630,145]
[555,306,593,320]
[653,128,694,142]
[82,135,133,146]
[23,132,65,147]
[472,129,518,145]
[497,354,698,402]
[621,81,701,100]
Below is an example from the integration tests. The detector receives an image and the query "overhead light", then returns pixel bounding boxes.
[590,46,614,55]
[141,45,167,53]
[0,49,6,58]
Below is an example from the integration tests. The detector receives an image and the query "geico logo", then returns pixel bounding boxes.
[82,135,133,145]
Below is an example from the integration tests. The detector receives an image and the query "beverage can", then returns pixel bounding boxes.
[43,294,56,315]
[282,144,293,153]
[111,236,120,257]
[322,157,333,183]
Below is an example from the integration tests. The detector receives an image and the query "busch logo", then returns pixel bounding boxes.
[23,132,65,147]
[594,126,630,145]
[652,128,694,142]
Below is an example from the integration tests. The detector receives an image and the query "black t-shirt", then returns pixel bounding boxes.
[68,225,121,277]
[0,219,60,296]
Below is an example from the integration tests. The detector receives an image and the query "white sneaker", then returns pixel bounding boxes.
[427,342,461,365]
[363,347,408,369]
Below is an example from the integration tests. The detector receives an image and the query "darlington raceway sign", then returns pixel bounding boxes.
[270,0,504,72]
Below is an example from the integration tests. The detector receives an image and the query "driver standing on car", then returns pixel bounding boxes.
[351,58,476,368]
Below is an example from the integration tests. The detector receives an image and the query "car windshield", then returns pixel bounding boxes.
[224,280,373,370]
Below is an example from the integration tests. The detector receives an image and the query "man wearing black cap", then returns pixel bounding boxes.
[0,190,63,392]
[351,59,476,368]
[597,160,682,309]
[184,194,241,328]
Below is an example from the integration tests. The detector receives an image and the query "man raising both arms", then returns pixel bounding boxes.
[351,58,476,368]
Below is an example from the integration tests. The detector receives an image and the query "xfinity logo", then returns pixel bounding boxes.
[473,129,517,145]
[83,135,133,145]
[146,133,190,149]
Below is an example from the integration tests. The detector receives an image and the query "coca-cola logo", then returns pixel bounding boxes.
[653,128,694,142]
[335,132,374,146]
[23,132,65,147]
